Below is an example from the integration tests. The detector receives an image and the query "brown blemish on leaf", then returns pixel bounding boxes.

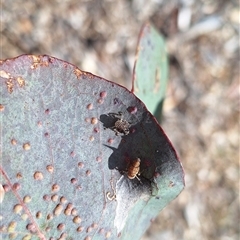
[51,194,58,202]
[33,171,43,180]
[99,228,105,234]
[91,223,98,228]
[8,221,17,232]
[23,195,31,203]
[21,213,28,221]
[85,117,91,123]
[73,216,81,224]
[4,74,26,94]
[30,55,41,68]
[53,204,63,216]
[17,76,25,87]
[45,109,50,114]
[22,234,31,240]
[87,103,93,110]
[94,127,100,133]
[77,226,84,232]
[16,172,22,179]
[57,223,65,231]
[168,181,175,187]
[86,170,91,176]
[100,91,107,98]
[6,78,14,93]
[29,55,49,69]
[26,223,37,233]
[105,231,111,238]
[70,151,76,157]
[87,226,93,233]
[59,232,67,239]
[44,132,49,138]
[3,184,10,192]
[13,204,23,214]
[97,98,104,104]
[85,236,91,240]
[37,121,42,127]
[74,68,82,79]
[154,67,160,93]
[43,194,51,201]
[71,208,77,216]
[9,233,18,239]
[60,196,67,204]
[108,138,114,144]
[45,226,51,232]
[91,117,98,125]
[36,211,42,219]
[52,184,60,192]
[89,135,94,141]
[96,156,102,162]
[46,164,54,173]
[78,162,84,168]
[47,213,53,220]
[12,182,20,191]
[11,139,17,145]
[128,106,138,114]
[71,178,77,184]
[0,104,5,112]
[0,70,10,79]
[64,203,73,216]
[64,209,71,216]
[23,142,31,151]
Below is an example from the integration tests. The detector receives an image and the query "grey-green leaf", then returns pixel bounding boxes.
[0,55,184,240]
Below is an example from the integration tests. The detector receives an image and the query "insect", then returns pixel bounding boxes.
[108,112,131,136]
[127,158,141,181]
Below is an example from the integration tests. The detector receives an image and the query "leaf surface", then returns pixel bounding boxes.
[132,23,169,120]
[0,55,184,240]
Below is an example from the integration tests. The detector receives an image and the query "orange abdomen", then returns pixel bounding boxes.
[127,158,141,179]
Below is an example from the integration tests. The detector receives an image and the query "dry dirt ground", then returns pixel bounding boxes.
[1,1,239,240]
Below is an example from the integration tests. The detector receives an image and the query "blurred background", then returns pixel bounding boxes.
[1,0,239,239]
